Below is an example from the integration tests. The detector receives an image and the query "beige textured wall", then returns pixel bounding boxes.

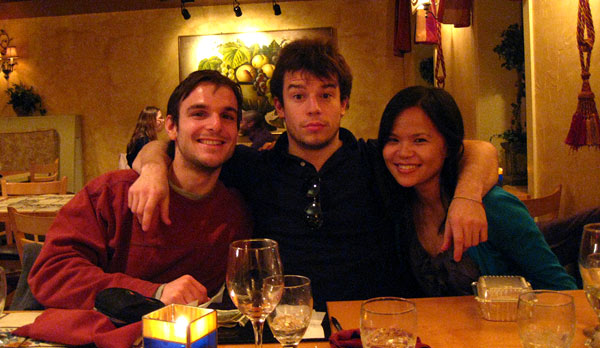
[0,0,409,183]
[525,0,600,215]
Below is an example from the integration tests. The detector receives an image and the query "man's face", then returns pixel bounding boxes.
[274,70,348,153]
[165,82,238,171]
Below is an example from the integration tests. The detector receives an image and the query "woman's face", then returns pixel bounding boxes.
[155,111,165,130]
[382,106,447,193]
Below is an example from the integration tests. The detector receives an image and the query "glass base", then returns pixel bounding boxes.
[584,325,600,338]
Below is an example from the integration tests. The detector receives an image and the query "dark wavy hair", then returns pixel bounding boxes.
[167,69,243,127]
[126,106,160,155]
[377,86,465,203]
[270,38,352,107]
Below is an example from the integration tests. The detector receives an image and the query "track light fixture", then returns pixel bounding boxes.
[272,0,281,15]
[233,0,242,17]
[181,0,192,20]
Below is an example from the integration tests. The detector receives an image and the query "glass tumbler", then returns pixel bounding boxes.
[360,297,417,348]
[517,290,575,348]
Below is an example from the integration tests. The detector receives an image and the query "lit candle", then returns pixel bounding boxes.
[143,304,217,348]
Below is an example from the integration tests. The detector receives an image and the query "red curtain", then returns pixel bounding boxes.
[394,0,412,56]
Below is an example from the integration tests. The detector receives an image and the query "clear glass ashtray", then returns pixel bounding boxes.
[472,275,531,321]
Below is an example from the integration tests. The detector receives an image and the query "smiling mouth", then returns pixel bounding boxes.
[197,139,226,145]
[395,164,419,172]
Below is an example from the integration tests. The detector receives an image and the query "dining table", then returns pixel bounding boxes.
[327,289,594,348]
[0,290,594,347]
[0,194,74,224]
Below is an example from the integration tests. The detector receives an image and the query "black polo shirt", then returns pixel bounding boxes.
[221,128,415,310]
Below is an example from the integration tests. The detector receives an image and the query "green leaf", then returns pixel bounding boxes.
[198,56,223,71]
[219,40,251,69]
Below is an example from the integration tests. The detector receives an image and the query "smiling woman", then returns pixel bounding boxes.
[377,86,577,296]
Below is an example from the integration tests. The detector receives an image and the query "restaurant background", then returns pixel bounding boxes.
[0,0,598,215]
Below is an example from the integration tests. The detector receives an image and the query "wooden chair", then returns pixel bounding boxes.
[521,184,562,221]
[29,158,59,182]
[0,176,67,248]
[6,207,55,265]
[1,176,67,198]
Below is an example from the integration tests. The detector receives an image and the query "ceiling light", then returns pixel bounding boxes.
[181,0,192,20]
[272,0,281,15]
[233,0,242,17]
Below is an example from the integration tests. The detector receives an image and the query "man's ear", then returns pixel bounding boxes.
[165,115,178,141]
[274,97,285,120]
[340,97,349,117]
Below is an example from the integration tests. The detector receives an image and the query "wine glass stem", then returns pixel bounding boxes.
[252,319,265,348]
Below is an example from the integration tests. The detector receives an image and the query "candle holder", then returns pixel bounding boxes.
[143,304,217,348]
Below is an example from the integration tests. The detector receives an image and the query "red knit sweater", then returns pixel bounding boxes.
[29,169,252,309]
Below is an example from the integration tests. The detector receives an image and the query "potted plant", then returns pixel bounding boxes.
[5,82,47,116]
[491,23,527,185]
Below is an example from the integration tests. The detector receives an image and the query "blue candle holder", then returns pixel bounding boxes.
[143,304,217,348]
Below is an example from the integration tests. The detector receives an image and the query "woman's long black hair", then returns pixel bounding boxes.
[377,86,466,228]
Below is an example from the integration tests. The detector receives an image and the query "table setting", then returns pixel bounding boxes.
[2,231,600,348]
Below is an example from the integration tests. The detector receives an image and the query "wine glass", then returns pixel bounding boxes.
[517,290,575,348]
[0,267,7,345]
[579,223,600,336]
[267,275,313,348]
[226,239,284,348]
[360,297,417,348]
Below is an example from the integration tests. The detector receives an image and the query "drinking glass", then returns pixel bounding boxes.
[267,275,313,348]
[0,266,6,315]
[226,239,284,348]
[360,297,417,348]
[517,290,575,348]
[579,223,600,336]
[0,267,6,345]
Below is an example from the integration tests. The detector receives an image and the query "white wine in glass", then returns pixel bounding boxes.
[226,239,284,348]
[579,223,600,336]
[268,275,313,348]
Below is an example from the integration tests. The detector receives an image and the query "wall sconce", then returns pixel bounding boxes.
[233,0,242,17]
[411,0,431,13]
[272,0,282,16]
[1,46,18,80]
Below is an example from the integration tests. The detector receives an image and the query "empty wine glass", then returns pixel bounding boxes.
[517,290,575,348]
[360,297,417,348]
[0,266,5,315]
[579,223,600,336]
[0,267,7,345]
[226,239,284,348]
[268,275,313,348]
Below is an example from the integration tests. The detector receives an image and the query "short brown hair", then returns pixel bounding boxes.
[167,70,243,127]
[270,38,352,107]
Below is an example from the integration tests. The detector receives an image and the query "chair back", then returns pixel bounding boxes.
[30,158,59,182]
[521,184,562,221]
[7,206,56,265]
[1,176,67,198]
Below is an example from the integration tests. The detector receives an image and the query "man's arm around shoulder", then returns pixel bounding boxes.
[443,140,498,261]
[129,140,172,230]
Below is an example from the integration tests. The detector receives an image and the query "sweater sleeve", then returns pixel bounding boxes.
[28,174,160,310]
[478,186,577,290]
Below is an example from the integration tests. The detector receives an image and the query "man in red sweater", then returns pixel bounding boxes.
[28,70,252,311]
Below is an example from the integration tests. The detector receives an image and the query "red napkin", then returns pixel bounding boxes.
[329,329,431,348]
[12,308,142,348]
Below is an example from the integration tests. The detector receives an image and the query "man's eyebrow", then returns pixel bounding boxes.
[186,103,238,114]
